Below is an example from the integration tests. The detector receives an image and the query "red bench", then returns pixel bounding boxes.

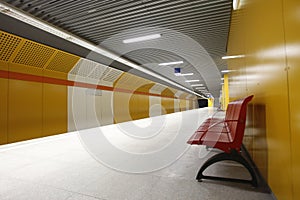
[187,95,257,187]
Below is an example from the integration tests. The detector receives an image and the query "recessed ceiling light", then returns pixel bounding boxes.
[221,70,234,73]
[87,9,97,13]
[159,61,183,66]
[123,34,161,43]
[233,0,240,10]
[174,73,194,76]
[222,55,245,60]
[191,84,204,87]
[185,80,200,83]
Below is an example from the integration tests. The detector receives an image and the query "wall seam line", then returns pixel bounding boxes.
[281,0,294,198]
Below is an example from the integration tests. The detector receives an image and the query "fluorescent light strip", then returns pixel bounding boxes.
[185,80,200,83]
[191,84,204,87]
[159,61,183,66]
[221,70,234,73]
[233,0,240,10]
[0,3,207,99]
[195,87,206,89]
[222,55,245,60]
[123,34,161,43]
[175,73,194,76]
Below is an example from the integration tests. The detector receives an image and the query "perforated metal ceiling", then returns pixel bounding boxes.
[2,0,233,98]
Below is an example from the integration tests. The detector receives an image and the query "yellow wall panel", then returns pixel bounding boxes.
[161,98,174,114]
[8,79,43,143]
[43,83,67,137]
[0,78,8,144]
[283,0,300,199]
[129,94,149,120]
[161,89,174,114]
[179,99,186,111]
[227,0,293,199]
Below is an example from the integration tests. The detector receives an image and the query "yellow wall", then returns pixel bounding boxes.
[283,0,300,198]
[223,74,229,110]
[0,77,8,144]
[0,30,198,145]
[161,88,175,114]
[8,79,43,142]
[43,83,67,136]
[208,98,214,107]
[129,83,154,120]
[129,94,150,120]
[227,0,300,199]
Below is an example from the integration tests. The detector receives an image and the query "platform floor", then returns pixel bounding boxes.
[0,108,275,200]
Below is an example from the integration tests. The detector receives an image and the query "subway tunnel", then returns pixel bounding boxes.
[0,0,299,199]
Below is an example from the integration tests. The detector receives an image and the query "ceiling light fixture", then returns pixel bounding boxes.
[191,84,204,87]
[175,73,194,76]
[222,55,245,60]
[123,34,161,44]
[233,0,240,10]
[159,61,184,66]
[185,80,200,83]
[221,70,234,73]
[0,2,207,99]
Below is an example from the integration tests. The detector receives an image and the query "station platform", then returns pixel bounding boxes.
[0,108,274,200]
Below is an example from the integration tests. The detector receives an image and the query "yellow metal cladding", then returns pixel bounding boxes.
[43,83,67,137]
[45,51,80,74]
[129,94,150,120]
[0,30,198,146]
[223,74,229,109]
[0,78,8,144]
[0,30,79,78]
[179,93,189,111]
[208,98,214,107]
[283,0,300,199]
[0,31,22,63]
[12,40,56,69]
[114,73,153,123]
[227,0,298,199]
[129,83,154,120]
[8,79,43,143]
[0,31,73,143]
[161,88,175,114]
[114,72,153,90]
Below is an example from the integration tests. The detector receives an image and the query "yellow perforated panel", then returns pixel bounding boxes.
[0,31,22,62]
[46,51,79,73]
[115,73,152,90]
[12,41,55,68]
[102,68,123,83]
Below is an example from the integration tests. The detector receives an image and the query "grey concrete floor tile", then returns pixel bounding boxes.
[0,177,72,200]
[80,172,160,200]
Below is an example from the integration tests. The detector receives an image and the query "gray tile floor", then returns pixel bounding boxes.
[0,108,275,200]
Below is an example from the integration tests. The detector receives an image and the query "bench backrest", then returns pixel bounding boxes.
[224,95,253,150]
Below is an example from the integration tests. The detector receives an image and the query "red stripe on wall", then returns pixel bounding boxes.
[0,70,190,99]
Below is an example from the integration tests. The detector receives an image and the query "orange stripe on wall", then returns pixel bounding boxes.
[0,69,191,100]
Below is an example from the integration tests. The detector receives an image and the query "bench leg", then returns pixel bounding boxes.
[196,150,258,187]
